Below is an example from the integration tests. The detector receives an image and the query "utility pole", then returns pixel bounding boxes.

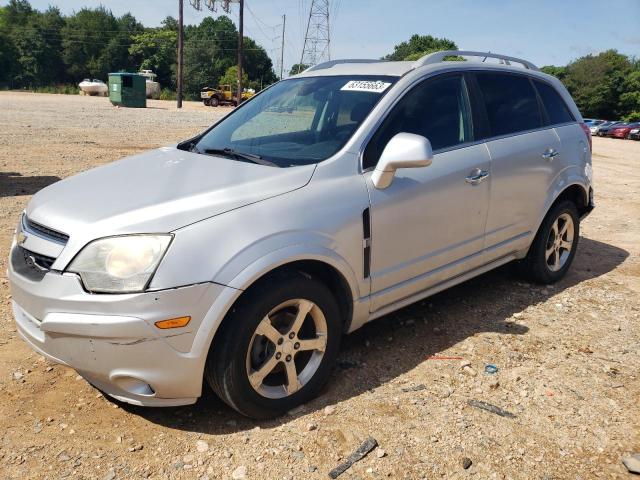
[177,0,184,108]
[279,14,286,80]
[300,0,330,72]
[237,0,244,105]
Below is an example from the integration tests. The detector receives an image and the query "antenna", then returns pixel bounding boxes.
[299,0,330,72]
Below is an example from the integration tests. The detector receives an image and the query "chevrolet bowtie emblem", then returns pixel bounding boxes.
[17,232,27,246]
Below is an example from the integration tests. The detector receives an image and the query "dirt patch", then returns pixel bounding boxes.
[0,92,638,479]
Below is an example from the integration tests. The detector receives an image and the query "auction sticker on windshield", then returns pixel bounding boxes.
[341,80,392,93]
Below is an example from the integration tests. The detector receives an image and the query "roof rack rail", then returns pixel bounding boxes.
[414,50,539,71]
[304,59,384,73]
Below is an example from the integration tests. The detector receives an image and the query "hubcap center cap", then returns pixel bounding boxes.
[281,340,294,355]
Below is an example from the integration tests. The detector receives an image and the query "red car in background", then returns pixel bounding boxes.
[609,122,640,139]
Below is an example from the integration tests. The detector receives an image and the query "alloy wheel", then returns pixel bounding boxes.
[545,212,574,272]
[245,299,327,399]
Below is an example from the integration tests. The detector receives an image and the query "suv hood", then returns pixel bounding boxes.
[27,147,315,238]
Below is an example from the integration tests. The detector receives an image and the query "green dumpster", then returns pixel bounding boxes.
[108,73,146,108]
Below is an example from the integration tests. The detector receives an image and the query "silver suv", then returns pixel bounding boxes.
[9,51,594,418]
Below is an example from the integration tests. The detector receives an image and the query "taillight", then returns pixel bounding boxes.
[580,123,592,152]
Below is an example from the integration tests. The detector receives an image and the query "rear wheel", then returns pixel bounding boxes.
[521,200,579,284]
[210,96,219,107]
[205,272,341,419]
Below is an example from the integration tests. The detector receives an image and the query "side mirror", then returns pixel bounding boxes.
[371,133,433,189]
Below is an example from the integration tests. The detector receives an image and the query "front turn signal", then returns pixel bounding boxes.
[154,316,191,329]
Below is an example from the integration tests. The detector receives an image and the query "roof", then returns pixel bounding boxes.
[295,50,540,78]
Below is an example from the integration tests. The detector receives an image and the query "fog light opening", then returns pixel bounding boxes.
[113,376,155,396]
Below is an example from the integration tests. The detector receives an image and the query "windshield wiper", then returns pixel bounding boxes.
[202,148,279,167]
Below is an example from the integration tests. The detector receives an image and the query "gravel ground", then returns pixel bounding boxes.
[0,91,639,480]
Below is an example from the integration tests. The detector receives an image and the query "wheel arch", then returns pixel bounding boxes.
[227,252,358,334]
[550,183,589,216]
[539,178,590,229]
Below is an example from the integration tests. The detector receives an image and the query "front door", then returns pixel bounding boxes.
[363,73,491,311]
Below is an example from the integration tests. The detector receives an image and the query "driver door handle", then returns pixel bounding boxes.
[465,168,490,185]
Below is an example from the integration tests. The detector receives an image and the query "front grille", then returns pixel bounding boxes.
[11,245,56,281]
[23,215,69,245]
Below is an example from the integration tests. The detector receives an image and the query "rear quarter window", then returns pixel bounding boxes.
[476,72,542,137]
[534,80,575,125]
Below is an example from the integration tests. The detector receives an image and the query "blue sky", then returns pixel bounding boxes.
[6,0,640,73]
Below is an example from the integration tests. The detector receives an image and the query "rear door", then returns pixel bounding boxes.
[473,72,563,261]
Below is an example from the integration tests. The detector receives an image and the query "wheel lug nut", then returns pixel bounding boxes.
[288,332,295,339]
[275,352,281,360]
[286,355,292,362]
[277,338,284,345]
[294,342,300,350]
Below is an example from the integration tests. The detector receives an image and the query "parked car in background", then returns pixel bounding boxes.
[629,126,640,140]
[588,120,607,135]
[609,122,640,139]
[8,50,594,418]
[593,120,619,136]
[598,121,626,137]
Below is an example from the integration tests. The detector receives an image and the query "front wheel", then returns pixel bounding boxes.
[205,272,341,419]
[521,200,579,284]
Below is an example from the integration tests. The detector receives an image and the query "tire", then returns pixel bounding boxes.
[203,99,210,106]
[210,96,219,107]
[205,271,342,419]
[520,200,580,284]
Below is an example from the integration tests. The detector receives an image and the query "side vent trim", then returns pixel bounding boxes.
[362,208,371,278]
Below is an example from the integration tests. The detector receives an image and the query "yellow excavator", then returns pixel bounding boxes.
[200,85,255,107]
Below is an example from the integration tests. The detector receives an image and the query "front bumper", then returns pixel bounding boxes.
[9,242,235,406]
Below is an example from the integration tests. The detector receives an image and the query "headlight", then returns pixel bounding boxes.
[68,235,172,293]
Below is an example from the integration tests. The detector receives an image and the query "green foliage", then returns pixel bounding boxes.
[540,65,567,80]
[129,28,177,88]
[383,34,457,61]
[183,16,237,96]
[544,50,639,120]
[623,111,640,122]
[61,7,143,80]
[619,70,640,121]
[33,84,79,95]
[0,1,277,97]
[289,64,309,76]
[219,65,248,87]
[159,88,176,101]
[242,37,277,87]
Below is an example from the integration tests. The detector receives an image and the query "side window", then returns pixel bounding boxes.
[363,74,473,170]
[533,80,575,125]
[476,73,542,137]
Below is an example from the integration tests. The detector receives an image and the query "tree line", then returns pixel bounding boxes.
[0,0,277,98]
[384,35,640,122]
[1,2,638,119]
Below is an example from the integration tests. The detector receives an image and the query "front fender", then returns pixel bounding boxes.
[223,239,362,301]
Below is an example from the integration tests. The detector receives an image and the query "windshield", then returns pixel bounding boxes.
[192,75,397,167]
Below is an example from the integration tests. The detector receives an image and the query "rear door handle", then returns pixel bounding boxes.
[465,168,490,185]
[542,148,560,160]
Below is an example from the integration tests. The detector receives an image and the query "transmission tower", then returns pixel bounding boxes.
[299,0,330,71]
